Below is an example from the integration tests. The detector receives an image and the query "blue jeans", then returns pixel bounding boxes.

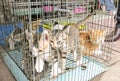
[100,0,116,11]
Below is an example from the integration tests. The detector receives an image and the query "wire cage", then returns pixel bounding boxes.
[0,0,118,81]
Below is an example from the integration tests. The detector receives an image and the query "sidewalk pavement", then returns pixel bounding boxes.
[0,57,15,81]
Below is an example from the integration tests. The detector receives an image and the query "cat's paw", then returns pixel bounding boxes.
[60,70,65,74]
[81,64,87,70]
[50,75,58,80]
[76,60,82,66]
[76,56,83,66]
[94,50,103,56]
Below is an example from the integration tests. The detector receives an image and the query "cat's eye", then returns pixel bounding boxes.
[50,40,54,43]
[86,35,90,40]
[57,41,62,44]
[39,50,42,52]
[57,41,61,43]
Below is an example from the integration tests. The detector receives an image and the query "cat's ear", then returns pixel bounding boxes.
[62,25,70,35]
[41,30,49,41]
[85,30,92,37]
[50,37,58,49]
[62,24,69,30]
[54,21,59,26]
[45,34,49,41]
[52,20,59,26]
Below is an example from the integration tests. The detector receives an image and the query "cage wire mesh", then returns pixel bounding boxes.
[0,0,119,81]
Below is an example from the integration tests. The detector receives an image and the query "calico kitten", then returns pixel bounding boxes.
[32,29,66,79]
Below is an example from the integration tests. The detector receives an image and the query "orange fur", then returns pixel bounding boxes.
[79,29,105,56]
[90,29,105,42]
[79,31,98,56]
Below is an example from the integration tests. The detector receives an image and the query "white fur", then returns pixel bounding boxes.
[52,24,64,30]
[32,29,63,78]
[9,38,15,50]
[35,56,44,72]
[32,46,39,57]
[50,62,60,77]
[93,30,107,55]
[32,43,51,73]
[32,30,51,73]
[76,54,83,66]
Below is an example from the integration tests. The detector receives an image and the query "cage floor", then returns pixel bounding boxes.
[6,50,108,81]
[40,55,108,81]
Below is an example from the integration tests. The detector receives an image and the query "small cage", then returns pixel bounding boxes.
[0,0,119,81]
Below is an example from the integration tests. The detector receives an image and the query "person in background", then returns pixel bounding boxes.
[99,0,116,15]
[105,0,120,42]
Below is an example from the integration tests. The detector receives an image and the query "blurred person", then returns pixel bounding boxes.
[99,0,116,15]
[105,0,120,42]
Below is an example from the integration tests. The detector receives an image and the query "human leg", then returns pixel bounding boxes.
[105,0,116,15]
[99,0,105,5]
[99,0,106,11]
[104,0,120,42]
[105,22,120,42]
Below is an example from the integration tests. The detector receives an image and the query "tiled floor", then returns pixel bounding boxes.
[100,61,120,81]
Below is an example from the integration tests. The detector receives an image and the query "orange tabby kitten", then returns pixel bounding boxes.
[79,29,106,56]
[76,29,106,66]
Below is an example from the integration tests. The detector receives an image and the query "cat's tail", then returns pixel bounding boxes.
[76,13,95,27]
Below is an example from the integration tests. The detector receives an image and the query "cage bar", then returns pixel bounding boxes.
[0,0,119,81]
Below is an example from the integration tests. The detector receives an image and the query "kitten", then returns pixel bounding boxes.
[9,20,41,50]
[79,29,106,57]
[32,30,50,73]
[50,23,73,78]
[59,12,95,62]
[50,15,94,69]
[79,31,99,56]
[32,29,65,78]
[51,22,81,72]
[9,27,23,50]
[77,29,107,68]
